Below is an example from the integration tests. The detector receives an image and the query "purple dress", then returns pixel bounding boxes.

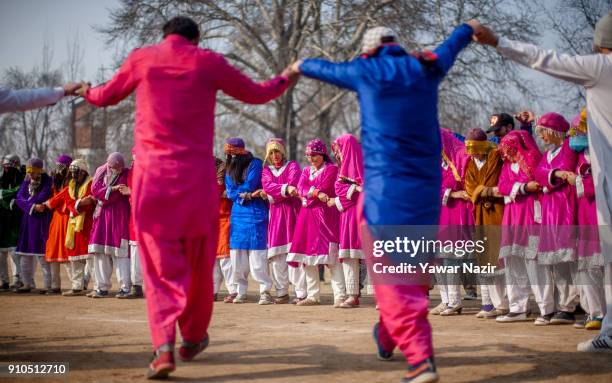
[88,166,130,257]
[287,164,339,265]
[15,174,52,256]
[534,139,578,264]
[575,150,602,270]
[262,160,301,257]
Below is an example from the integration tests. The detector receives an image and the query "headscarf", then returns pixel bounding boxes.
[92,152,125,188]
[362,26,397,54]
[70,159,89,174]
[56,154,73,167]
[498,130,542,178]
[464,128,492,155]
[26,157,44,175]
[2,154,21,168]
[441,128,468,182]
[305,138,332,164]
[264,138,287,165]
[535,112,570,138]
[332,134,364,185]
[224,137,248,156]
[594,11,612,48]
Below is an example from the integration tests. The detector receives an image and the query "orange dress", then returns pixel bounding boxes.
[45,187,71,263]
[56,178,95,260]
[216,183,232,258]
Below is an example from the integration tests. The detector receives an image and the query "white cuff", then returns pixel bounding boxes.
[301,197,307,207]
[29,204,36,215]
[334,197,344,212]
[442,188,451,207]
[534,200,542,224]
[0,190,3,199]
[267,194,275,204]
[509,182,522,202]
[307,186,315,199]
[504,196,511,205]
[281,184,288,197]
[104,186,112,201]
[347,184,357,200]
[576,175,584,198]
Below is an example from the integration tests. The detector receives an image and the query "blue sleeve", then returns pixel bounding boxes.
[225,173,240,203]
[433,23,474,76]
[299,59,360,91]
[236,160,263,194]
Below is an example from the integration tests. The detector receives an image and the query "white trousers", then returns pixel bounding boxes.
[0,249,14,284]
[288,263,307,299]
[304,263,346,301]
[213,257,235,295]
[230,249,273,295]
[600,263,612,336]
[93,254,131,292]
[342,259,360,297]
[439,284,462,307]
[480,274,509,310]
[576,267,606,318]
[20,255,51,289]
[269,254,289,296]
[65,259,88,290]
[504,257,532,314]
[130,244,143,286]
[49,262,63,290]
[528,261,578,315]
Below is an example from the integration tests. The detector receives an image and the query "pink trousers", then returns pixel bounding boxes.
[138,224,218,350]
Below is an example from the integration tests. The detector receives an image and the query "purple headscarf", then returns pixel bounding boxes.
[56,154,73,167]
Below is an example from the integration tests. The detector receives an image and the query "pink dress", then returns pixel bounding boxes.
[287,164,339,265]
[262,160,301,258]
[333,134,364,260]
[534,139,578,264]
[575,150,602,270]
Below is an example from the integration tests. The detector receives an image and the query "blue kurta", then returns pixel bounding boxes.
[300,24,474,226]
[225,158,269,250]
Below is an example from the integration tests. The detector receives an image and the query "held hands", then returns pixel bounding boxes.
[327,197,336,208]
[468,20,499,47]
[516,110,536,125]
[75,81,91,97]
[317,192,329,203]
[63,82,83,96]
[561,171,577,185]
[79,196,96,207]
[117,185,131,196]
[33,204,46,213]
[281,60,303,86]
[287,185,299,197]
[525,181,542,193]
[450,190,470,200]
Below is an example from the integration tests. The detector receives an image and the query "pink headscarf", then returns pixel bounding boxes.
[536,112,570,138]
[93,152,126,186]
[332,134,364,185]
[498,130,542,178]
[305,138,332,163]
[440,128,469,180]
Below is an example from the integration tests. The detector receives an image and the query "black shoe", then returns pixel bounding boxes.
[127,285,144,299]
[116,290,130,299]
[0,282,9,291]
[372,322,394,361]
[38,289,48,295]
[10,281,24,291]
[401,358,439,383]
[550,311,575,325]
[45,288,61,295]
[16,287,31,294]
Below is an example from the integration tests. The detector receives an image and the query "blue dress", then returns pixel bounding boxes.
[300,24,474,227]
[225,158,269,250]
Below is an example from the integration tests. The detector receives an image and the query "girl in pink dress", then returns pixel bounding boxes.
[495,130,543,322]
[287,139,345,306]
[260,138,303,304]
[533,112,579,326]
[329,134,364,308]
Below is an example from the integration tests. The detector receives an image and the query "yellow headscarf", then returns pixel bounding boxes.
[65,177,92,250]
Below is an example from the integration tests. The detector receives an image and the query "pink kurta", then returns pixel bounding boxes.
[498,162,540,259]
[534,139,578,264]
[287,164,339,265]
[575,150,602,269]
[83,34,290,350]
[262,160,301,258]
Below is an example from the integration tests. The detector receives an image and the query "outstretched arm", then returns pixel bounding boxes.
[0,86,67,114]
[83,51,139,106]
[433,23,475,76]
[298,59,360,91]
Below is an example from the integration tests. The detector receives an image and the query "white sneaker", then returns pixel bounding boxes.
[430,302,447,315]
[577,334,612,353]
[496,312,530,323]
[233,294,247,304]
[258,291,274,305]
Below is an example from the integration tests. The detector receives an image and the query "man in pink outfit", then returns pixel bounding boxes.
[78,16,294,379]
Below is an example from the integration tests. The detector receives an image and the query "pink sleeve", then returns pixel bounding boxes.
[534,157,553,189]
[214,54,289,105]
[497,164,515,196]
[315,165,338,197]
[297,168,311,198]
[85,52,138,107]
[335,181,357,210]
[262,167,284,200]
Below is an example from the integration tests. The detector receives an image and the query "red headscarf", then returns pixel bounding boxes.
[498,130,542,178]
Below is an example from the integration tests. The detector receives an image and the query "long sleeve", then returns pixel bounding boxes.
[0,86,64,114]
[84,52,139,107]
[300,59,360,91]
[46,187,69,210]
[214,55,289,104]
[335,181,359,211]
[225,160,264,205]
[496,38,603,87]
[16,178,52,215]
[262,167,284,202]
[433,23,475,76]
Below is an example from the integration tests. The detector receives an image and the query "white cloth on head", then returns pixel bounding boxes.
[362,26,396,53]
[0,85,64,114]
[230,249,273,295]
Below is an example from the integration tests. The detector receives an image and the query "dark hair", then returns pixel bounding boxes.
[162,16,200,41]
[226,152,254,184]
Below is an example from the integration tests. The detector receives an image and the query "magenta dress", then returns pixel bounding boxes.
[262,160,301,258]
[575,150,602,270]
[534,140,578,264]
[287,164,339,265]
[88,166,131,257]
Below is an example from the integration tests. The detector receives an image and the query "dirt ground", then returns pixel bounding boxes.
[1,268,611,383]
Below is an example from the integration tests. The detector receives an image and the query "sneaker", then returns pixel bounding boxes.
[179,334,209,362]
[258,291,274,305]
[333,296,347,308]
[496,312,530,323]
[430,302,446,316]
[127,285,144,299]
[45,288,62,295]
[464,290,478,300]
[577,334,612,353]
[372,322,393,361]
[296,297,319,306]
[440,304,463,316]
[116,290,130,299]
[62,289,85,297]
[340,296,360,308]
[91,290,110,298]
[274,294,290,304]
[400,358,439,383]
[534,313,554,326]
[550,311,575,325]
[585,317,603,331]
[291,297,306,305]
[0,282,10,291]
[233,294,247,304]
[224,292,238,303]
[475,304,494,318]
[574,316,588,329]
[146,348,175,379]
[15,286,32,294]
